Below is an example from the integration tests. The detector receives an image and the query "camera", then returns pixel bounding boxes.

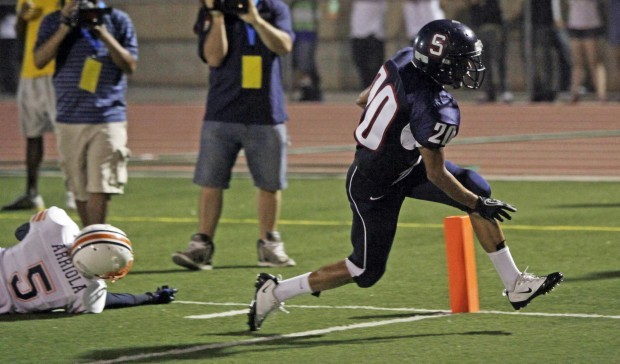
[212,0,250,14]
[67,0,111,27]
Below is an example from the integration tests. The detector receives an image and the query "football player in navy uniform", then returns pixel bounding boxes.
[247,19,564,331]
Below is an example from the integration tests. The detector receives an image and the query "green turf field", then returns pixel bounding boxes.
[1,175,618,363]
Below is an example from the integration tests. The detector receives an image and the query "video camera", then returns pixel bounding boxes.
[211,0,250,15]
[70,0,112,27]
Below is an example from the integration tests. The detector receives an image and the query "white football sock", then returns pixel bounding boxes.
[273,272,312,302]
[487,247,521,291]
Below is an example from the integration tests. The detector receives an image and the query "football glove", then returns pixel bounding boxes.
[14,222,30,241]
[147,285,178,304]
[475,196,517,222]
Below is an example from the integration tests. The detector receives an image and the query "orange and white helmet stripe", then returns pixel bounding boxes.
[70,231,132,256]
[70,225,134,282]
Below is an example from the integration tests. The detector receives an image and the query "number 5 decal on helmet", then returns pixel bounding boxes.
[429,34,447,57]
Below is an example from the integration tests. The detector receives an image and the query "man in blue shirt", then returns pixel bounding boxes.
[171,0,296,270]
[33,0,138,227]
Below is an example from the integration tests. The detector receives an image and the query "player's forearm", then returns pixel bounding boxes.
[356,86,371,108]
[15,18,27,40]
[33,25,72,69]
[98,29,137,74]
[104,292,152,308]
[420,146,478,210]
[252,18,292,56]
[202,13,227,67]
[430,171,478,210]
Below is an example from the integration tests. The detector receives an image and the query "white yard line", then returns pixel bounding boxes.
[176,300,620,320]
[185,309,249,319]
[87,301,619,363]
[88,312,446,364]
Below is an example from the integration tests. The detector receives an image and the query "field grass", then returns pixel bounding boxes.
[0,175,619,363]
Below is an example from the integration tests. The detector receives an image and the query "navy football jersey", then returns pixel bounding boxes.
[353,47,461,187]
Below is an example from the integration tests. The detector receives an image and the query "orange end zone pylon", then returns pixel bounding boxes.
[444,215,479,313]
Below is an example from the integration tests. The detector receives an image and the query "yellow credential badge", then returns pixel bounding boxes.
[242,55,262,89]
[79,57,103,93]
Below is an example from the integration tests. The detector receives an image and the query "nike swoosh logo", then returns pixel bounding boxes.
[261,282,272,294]
[370,195,385,201]
[515,288,533,294]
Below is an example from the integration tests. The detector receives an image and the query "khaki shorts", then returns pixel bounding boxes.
[17,76,56,138]
[55,122,131,201]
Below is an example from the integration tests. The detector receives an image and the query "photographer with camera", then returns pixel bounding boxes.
[33,0,138,227]
[171,0,296,270]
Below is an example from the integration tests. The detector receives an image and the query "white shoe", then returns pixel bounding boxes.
[501,91,515,103]
[248,273,287,331]
[65,191,77,210]
[1,194,45,211]
[257,232,296,267]
[504,269,563,310]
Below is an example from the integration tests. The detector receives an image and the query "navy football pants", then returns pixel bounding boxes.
[345,161,491,288]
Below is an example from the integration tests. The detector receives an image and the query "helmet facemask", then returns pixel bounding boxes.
[449,53,485,89]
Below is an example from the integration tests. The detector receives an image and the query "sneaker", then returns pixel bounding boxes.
[501,91,514,104]
[257,231,296,267]
[504,269,564,310]
[171,234,214,270]
[1,194,45,211]
[65,191,77,210]
[475,91,495,103]
[248,273,287,331]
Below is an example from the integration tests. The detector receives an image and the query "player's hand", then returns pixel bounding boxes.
[239,0,260,25]
[61,0,78,18]
[147,285,178,304]
[91,23,108,37]
[20,2,42,21]
[475,196,517,222]
[203,0,215,9]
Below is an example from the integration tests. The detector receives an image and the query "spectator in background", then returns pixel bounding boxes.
[467,0,513,103]
[610,0,620,100]
[171,0,296,271]
[566,0,607,103]
[402,0,445,43]
[526,0,573,102]
[289,0,322,101]
[34,0,138,226]
[1,0,77,213]
[350,0,386,89]
[0,5,19,94]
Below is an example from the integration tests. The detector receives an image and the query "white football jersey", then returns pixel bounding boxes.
[0,207,107,314]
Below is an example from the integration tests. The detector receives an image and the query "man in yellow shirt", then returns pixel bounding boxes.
[2,0,74,211]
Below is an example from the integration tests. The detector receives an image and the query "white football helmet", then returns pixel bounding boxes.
[70,224,134,282]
